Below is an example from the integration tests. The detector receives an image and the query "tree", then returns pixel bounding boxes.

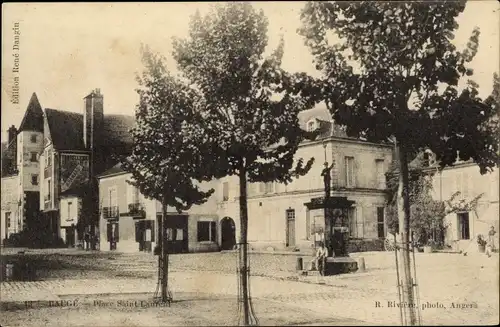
[121,46,215,303]
[172,3,316,325]
[299,1,499,325]
[385,159,447,246]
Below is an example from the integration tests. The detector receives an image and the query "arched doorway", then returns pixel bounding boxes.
[220,217,236,250]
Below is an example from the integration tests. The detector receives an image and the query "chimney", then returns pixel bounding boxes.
[83,88,104,149]
[8,125,17,144]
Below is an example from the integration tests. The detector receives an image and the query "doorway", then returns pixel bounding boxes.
[220,217,236,250]
[66,225,76,247]
[457,212,470,240]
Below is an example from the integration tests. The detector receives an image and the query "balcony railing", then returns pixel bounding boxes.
[126,202,146,218]
[103,206,119,219]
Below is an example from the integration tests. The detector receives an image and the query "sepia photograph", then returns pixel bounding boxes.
[1,1,499,326]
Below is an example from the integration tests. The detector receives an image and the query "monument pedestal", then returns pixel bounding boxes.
[324,256,358,275]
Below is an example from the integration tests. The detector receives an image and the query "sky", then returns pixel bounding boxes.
[1,1,499,141]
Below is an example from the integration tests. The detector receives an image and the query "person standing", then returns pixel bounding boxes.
[315,241,329,276]
[84,231,90,251]
[488,226,496,251]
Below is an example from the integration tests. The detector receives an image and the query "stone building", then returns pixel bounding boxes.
[1,89,134,247]
[97,165,219,253]
[430,161,499,252]
[216,106,394,251]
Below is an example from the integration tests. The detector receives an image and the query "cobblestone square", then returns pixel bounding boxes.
[1,249,498,326]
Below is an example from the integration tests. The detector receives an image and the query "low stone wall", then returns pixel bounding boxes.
[348,238,385,253]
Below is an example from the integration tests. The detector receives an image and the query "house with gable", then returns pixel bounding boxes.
[1,89,135,247]
[39,88,135,246]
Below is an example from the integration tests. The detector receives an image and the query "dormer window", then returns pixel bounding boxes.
[306,119,317,132]
[423,149,436,167]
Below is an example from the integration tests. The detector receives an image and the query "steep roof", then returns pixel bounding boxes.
[45,109,86,150]
[298,105,348,139]
[101,115,135,147]
[18,93,44,133]
[44,109,135,151]
[97,162,127,179]
[298,104,332,129]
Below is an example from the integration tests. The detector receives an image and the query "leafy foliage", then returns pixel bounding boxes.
[385,162,446,245]
[444,191,484,215]
[172,3,317,186]
[120,46,214,212]
[299,1,499,173]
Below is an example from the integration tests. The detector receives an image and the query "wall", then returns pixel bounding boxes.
[216,138,392,249]
[39,146,56,211]
[98,173,220,253]
[1,175,20,239]
[60,196,80,227]
[431,164,499,250]
[17,131,43,192]
[188,214,219,252]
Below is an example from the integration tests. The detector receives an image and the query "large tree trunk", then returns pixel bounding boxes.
[161,193,169,303]
[238,169,250,325]
[396,142,418,325]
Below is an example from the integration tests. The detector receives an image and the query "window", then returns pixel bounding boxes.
[286,209,295,221]
[176,228,184,241]
[423,152,430,167]
[377,207,385,238]
[197,221,216,242]
[375,159,385,189]
[45,150,52,167]
[457,212,470,240]
[67,202,72,220]
[31,174,38,186]
[45,179,52,201]
[306,120,316,132]
[222,182,229,201]
[264,182,274,194]
[6,212,11,229]
[166,228,174,241]
[30,134,37,143]
[345,156,355,187]
[127,181,140,204]
[30,152,38,162]
[109,187,117,208]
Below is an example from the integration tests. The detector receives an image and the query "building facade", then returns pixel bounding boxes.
[1,94,45,243]
[38,89,135,246]
[1,176,20,240]
[1,89,134,247]
[97,166,220,253]
[430,162,499,251]
[94,106,394,254]
[216,109,393,251]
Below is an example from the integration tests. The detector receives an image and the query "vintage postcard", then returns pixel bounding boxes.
[1,2,499,326]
